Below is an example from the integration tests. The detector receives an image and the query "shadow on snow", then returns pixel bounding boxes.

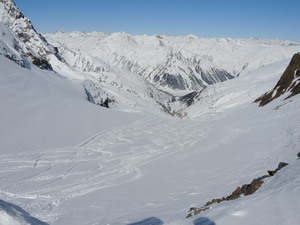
[128,217,163,225]
[0,199,49,225]
[194,217,216,225]
[127,216,216,225]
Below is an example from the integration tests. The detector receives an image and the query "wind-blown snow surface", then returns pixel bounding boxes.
[1,53,300,225]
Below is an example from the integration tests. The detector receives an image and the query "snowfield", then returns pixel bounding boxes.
[1,51,300,225]
[1,1,300,223]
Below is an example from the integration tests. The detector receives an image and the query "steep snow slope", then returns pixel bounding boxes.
[0,22,27,67]
[0,55,145,153]
[45,31,300,94]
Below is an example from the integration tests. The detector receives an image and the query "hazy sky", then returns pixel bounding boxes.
[14,0,300,42]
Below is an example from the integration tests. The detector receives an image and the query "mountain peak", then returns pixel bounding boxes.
[0,0,24,20]
[0,0,62,70]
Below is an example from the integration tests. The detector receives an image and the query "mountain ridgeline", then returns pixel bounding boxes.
[45,31,300,96]
[0,0,63,70]
[1,0,300,114]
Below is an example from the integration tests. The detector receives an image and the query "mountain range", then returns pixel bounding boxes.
[1,0,300,225]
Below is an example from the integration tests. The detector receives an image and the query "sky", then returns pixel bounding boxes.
[14,0,300,42]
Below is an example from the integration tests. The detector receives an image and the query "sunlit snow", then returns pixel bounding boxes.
[1,2,300,224]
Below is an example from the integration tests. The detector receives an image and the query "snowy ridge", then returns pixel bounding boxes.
[0,22,26,67]
[45,31,300,94]
[0,0,63,70]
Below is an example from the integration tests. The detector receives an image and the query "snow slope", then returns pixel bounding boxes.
[1,1,300,224]
[0,54,145,154]
[0,199,48,225]
[1,51,300,225]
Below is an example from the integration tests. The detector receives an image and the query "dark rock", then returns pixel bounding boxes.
[28,53,53,70]
[100,98,110,108]
[268,170,276,176]
[275,162,289,171]
[186,162,290,218]
[186,207,210,218]
[243,179,264,196]
[267,162,288,176]
[255,53,300,106]
[258,174,271,180]
[297,152,300,158]
[0,0,66,69]
[230,186,243,199]
[4,53,25,68]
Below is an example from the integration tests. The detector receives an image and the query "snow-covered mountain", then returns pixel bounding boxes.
[1,1,300,225]
[0,0,177,114]
[1,0,300,114]
[45,31,300,95]
[0,0,68,70]
[0,0,67,70]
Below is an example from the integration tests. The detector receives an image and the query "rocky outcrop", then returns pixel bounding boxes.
[186,162,289,218]
[267,162,289,176]
[255,53,300,106]
[0,0,62,69]
[84,80,116,108]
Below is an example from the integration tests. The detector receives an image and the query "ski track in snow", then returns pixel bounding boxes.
[0,116,207,220]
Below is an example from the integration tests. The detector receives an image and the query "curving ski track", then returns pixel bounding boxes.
[0,116,208,222]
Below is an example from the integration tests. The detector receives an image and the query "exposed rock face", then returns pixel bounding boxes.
[0,0,61,69]
[255,53,300,106]
[186,162,289,218]
[84,80,116,108]
[268,162,289,176]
